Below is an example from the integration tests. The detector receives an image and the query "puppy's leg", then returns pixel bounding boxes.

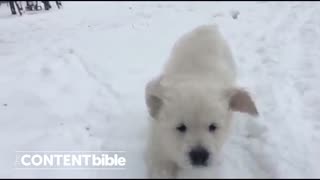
[145,144,178,178]
[146,156,178,179]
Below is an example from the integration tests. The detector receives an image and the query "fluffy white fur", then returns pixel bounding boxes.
[144,24,258,178]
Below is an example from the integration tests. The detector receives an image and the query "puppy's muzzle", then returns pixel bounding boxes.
[189,146,210,167]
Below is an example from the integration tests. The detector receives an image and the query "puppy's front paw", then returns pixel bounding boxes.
[147,162,178,179]
[148,169,177,179]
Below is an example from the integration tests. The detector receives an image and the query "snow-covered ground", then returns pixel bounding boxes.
[0,1,320,178]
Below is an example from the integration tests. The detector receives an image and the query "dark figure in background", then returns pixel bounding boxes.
[9,1,22,15]
[9,1,16,14]
[25,1,34,11]
[41,1,51,10]
[56,1,62,9]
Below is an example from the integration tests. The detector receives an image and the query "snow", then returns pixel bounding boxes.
[0,1,320,178]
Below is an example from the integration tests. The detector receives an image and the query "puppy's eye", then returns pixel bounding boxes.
[208,123,217,132]
[176,124,187,133]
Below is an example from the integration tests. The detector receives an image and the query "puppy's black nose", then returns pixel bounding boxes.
[189,146,209,167]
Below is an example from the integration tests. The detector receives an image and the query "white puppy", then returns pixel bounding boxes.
[144,24,258,178]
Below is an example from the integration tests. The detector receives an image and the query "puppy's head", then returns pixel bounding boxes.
[145,77,258,169]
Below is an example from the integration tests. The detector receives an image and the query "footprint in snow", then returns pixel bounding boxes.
[230,10,240,19]
[68,48,75,54]
[41,66,52,76]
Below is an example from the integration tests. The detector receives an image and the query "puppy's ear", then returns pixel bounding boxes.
[228,88,258,116]
[145,76,164,119]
